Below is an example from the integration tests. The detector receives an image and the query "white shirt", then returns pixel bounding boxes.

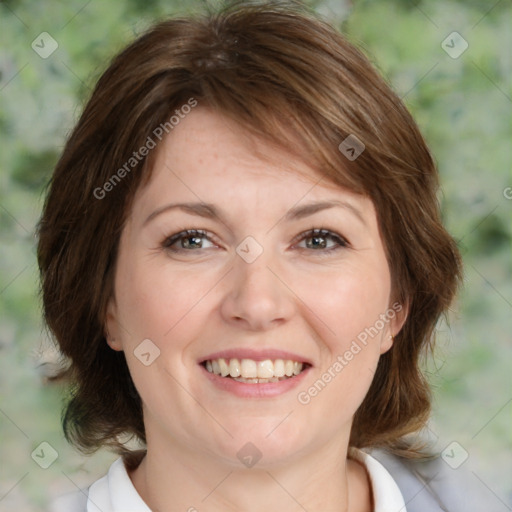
[82,448,406,512]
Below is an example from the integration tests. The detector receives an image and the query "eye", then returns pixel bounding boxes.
[161,227,349,255]
[162,229,217,252]
[294,228,348,254]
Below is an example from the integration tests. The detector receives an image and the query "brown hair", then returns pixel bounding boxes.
[37,0,462,457]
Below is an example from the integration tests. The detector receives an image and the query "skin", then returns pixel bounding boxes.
[106,107,407,512]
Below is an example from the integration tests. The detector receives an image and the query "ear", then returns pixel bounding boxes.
[104,296,123,352]
[379,299,409,354]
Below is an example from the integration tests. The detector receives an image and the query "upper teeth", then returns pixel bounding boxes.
[205,358,304,379]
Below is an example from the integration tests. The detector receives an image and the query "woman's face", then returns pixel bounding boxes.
[106,107,405,468]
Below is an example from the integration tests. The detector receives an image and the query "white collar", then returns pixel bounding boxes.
[87,457,150,512]
[349,447,407,512]
[87,448,406,511]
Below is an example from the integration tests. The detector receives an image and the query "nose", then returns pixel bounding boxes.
[220,244,294,331]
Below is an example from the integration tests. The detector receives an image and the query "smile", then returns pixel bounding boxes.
[202,358,309,383]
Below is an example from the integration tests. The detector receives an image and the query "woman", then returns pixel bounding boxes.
[38,1,490,510]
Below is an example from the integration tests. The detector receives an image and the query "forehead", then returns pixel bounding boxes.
[136,107,363,207]
[164,108,316,178]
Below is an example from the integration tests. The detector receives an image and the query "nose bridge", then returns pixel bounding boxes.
[234,237,280,301]
[221,236,292,329]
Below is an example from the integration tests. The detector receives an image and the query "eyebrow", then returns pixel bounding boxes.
[143,200,366,227]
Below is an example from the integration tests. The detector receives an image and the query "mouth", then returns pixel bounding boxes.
[200,357,311,384]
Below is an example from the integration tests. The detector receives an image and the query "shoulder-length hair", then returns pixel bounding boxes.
[37,0,462,457]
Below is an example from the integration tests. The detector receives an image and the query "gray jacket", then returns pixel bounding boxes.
[370,448,507,511]
[50,449,507,511]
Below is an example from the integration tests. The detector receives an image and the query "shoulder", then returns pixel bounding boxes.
[49,455,149,512]
[48,488,89,512]
[367,447,506,511]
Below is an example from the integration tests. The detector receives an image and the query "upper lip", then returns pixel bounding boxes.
[199,348,313,366]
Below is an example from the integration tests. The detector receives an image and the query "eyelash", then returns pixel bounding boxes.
[161,228,349,256]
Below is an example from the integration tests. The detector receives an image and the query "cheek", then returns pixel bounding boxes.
[115,258,220,348]
[114,261,212,407]
[300,261,391,347]
[294,262,390,409]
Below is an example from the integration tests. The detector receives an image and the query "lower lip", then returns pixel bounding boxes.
[200,364,311,398]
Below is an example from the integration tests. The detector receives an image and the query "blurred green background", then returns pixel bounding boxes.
[0,0,510,510]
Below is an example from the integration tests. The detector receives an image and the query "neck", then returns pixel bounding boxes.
[128,434,371,512]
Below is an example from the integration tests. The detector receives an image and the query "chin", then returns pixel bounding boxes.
[214,417,313,468]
